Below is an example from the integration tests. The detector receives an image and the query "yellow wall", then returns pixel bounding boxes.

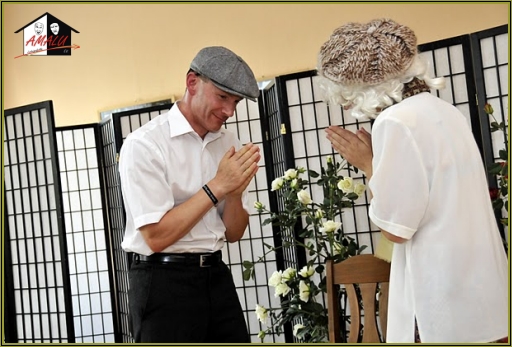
[3,3,509,126]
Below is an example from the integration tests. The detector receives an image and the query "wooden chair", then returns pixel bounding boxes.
[326,254,391,343]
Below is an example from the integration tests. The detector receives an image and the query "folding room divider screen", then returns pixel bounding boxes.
[3,24,507,343]
[4,101,74,342]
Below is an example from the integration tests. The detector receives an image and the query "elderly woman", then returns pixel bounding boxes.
[316,18,508,343]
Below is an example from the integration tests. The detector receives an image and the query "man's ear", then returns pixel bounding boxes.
[186,72,200,95]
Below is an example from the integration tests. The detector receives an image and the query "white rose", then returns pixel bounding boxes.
[299,265,315,278]
[274,283,291,297]
[320,220,342,233]
[337,177,354,193]
[315,209,324,219]
[268,270,283,287]
[283,169,298,180]
[354,183,366,197]
[255,304,268,323]
[290,178,298,189]
[282,268,296,282]
[271,177,284,191]
[254,201,264,210]
[258,331,266,339]
[327,156,333,164]
[297,190,312,205]
[299,280,310,302]
[293,323,305,337]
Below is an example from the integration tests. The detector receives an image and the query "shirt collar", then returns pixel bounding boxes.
[168,102,195,138]
[168,102,223,142]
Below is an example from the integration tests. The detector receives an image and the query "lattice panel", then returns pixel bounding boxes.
[478,29,509,240]
[223,97,284,343]
[56,125,115,342]
[283,72,378,255]
[420,44,473,126]
[4,101,73,342]
[98,103,172,342]
[98,117,131,342]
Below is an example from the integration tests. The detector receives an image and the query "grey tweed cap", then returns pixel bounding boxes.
[190,46,259,101]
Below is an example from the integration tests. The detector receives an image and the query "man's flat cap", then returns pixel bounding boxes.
[190,46,259,101]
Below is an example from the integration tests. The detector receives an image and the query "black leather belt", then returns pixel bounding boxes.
[133,250,222,267]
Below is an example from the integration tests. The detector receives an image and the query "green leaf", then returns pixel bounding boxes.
[489,121,505,131]
[309,170,320,178]
[263,242,274,249]
[348,242,358,255]
[262,218,273,226]
[499,150,508,161]
[242,261,254,269]
[488,163,503,174]
[490,121,501,129]
[315,264,324,274]
[345,192,359,200]
[243,268,253,281]
[493,198,504,210]
[302,301,325,314]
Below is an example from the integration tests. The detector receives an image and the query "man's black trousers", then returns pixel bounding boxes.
[128,256,250,343]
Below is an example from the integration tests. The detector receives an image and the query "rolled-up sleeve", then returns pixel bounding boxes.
[368,117,429,240]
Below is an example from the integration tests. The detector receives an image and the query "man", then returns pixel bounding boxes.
[317,19,508,343]
[119,46,261,342]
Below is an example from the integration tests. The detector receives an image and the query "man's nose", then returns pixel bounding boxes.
[223,102,237,117]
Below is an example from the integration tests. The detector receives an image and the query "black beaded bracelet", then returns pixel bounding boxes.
[202,184,219,206]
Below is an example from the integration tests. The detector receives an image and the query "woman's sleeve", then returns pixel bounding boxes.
[368,117,430,240]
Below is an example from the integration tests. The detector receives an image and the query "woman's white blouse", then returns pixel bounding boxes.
[369,93,508,343]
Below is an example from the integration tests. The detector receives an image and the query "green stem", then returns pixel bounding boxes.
[489,112,499,125]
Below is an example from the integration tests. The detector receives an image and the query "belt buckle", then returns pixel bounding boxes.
[200,254,211,267]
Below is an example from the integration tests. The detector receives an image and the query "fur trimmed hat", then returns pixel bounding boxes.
[318,18,417,85]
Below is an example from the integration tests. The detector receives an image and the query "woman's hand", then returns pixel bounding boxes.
[326,126,373,176]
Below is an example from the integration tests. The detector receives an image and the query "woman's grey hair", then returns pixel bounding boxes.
[315,54,446,120]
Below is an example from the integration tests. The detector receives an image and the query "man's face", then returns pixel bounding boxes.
[34,22,44,35]
[188,74,242,136]
[50,23,59,35]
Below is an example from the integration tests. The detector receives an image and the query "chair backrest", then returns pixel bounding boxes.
[326,254,391,343]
